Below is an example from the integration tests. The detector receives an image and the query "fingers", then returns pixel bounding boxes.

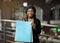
[32,23,36,29]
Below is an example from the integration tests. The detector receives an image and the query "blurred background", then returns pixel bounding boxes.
[0,0,60,43]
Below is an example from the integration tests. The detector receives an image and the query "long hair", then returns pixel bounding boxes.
[26,6,36,20]
[22,6,36,21]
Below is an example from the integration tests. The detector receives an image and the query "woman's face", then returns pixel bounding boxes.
[27,8,34,18]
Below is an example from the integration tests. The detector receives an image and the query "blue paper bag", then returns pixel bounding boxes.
[15,20,33,42]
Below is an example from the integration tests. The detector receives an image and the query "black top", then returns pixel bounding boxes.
[32,18,41,43]
[33,18,41,35]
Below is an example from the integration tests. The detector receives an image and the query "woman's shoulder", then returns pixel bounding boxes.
[35,18,40,24]
[35,18,40,22]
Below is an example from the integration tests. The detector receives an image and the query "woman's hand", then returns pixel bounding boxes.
[28,18,36,29]
[32,22,36,29]
[22,14,27,21]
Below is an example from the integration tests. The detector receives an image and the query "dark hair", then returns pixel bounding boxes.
[25,6,36,19]
[25,6,36,14]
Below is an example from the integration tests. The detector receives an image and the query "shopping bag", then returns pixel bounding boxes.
[14,20,33,42]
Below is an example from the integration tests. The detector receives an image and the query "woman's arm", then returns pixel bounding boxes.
[36,19,41,34]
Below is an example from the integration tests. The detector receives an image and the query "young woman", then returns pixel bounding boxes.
[22,6,41,43]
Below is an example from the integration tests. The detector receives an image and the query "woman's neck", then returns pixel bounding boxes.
[28,17,34,23]
[28,17,34,19]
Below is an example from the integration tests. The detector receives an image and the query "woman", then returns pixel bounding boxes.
[22,6,41,43]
